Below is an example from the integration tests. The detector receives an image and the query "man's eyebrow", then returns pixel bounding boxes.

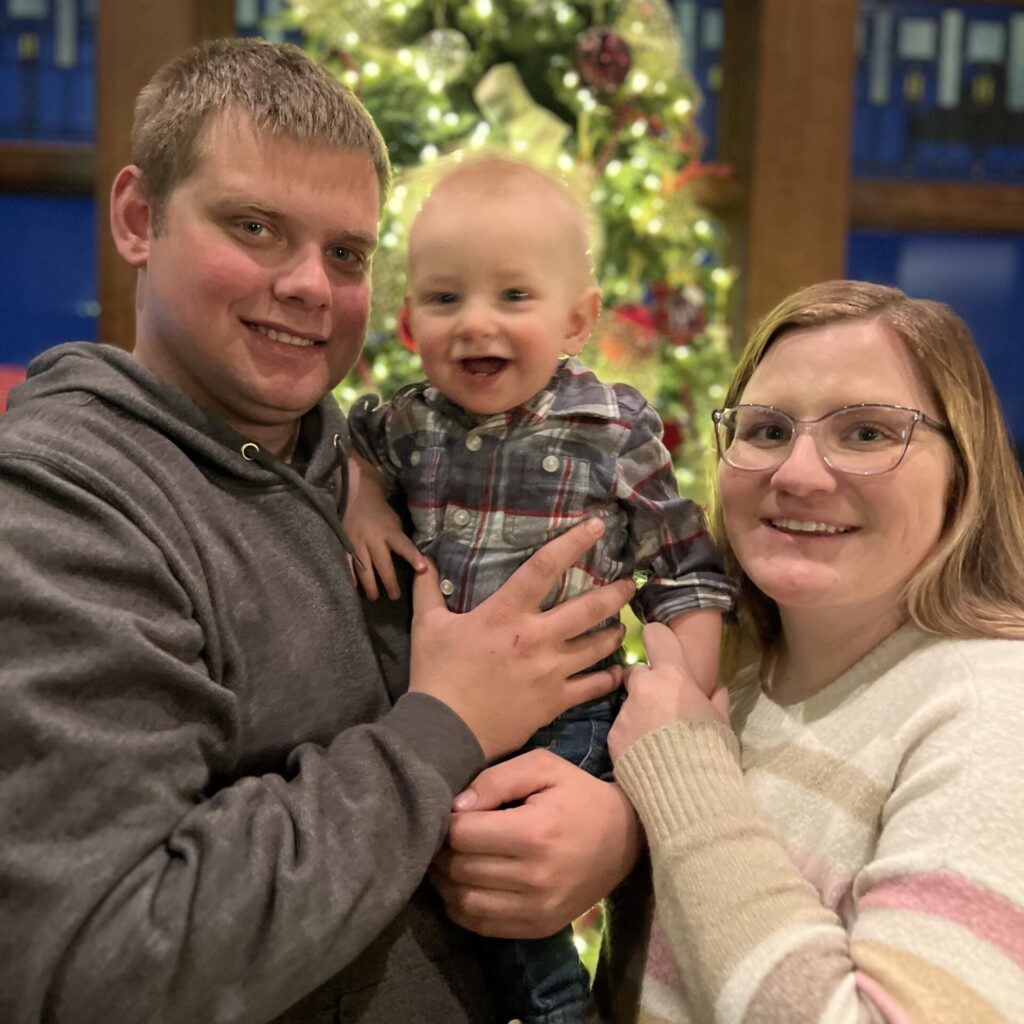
[331,229,378,251]
[211,195,283,218]
[211,197,377,249]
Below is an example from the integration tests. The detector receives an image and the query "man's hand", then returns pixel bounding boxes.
[430,750,643,938]
[344,454,425,600]
[409,518,634,760]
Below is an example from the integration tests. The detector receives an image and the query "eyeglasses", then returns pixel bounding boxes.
[712,403,951,476]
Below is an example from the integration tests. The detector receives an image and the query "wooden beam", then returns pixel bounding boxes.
[0,142,94,194]
[850,180,1024,235]
[96,0,234,351]
[719,0,859,335]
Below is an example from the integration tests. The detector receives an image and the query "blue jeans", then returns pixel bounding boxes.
[481,693,618,1024]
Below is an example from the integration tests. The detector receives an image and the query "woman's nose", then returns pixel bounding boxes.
[769,432,838,494]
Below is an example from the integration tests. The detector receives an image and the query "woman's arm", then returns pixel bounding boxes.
[613,633,1024,1023]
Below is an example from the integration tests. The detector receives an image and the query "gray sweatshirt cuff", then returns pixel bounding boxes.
[383,692,486,795]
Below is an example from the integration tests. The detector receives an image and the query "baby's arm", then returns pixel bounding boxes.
[344,453,426,601]
[665,608,723,696]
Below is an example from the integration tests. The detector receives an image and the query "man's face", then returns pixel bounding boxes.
[127,114,380,448]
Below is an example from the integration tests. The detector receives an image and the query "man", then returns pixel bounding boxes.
[0,39,633,1023]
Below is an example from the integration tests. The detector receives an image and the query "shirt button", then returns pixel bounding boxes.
[440,579,455,596]
[452,508,471,526]
[409,451,422,466]
[542,455,560,472]
[465,435,482,452]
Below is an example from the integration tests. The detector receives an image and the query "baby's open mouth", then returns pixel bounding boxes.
[460,357,508,376]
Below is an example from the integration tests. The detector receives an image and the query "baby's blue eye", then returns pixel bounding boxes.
[504,288,529,302]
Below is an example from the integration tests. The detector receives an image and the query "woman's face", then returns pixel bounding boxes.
[719,318,953,627]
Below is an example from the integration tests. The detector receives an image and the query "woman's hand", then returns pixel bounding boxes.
[608,622,731,763]
[430,750,642,939]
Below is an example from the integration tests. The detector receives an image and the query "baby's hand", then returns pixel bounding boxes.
[344,455,426,600]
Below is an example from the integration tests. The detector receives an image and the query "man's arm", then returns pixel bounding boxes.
[0,459,630,1023]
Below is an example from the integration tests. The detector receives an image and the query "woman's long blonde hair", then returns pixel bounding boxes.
[711,280,1024,672]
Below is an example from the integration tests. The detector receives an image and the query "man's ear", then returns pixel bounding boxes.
[563,285,602,357]
[110,165,153,269]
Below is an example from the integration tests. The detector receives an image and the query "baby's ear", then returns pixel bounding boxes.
[397,300,417,352]
[563,285,602,357]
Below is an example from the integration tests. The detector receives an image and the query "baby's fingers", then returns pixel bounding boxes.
[389,533,427,575]
[353,546,382,601]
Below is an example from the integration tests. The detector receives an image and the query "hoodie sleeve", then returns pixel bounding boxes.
[0,449,485,1024]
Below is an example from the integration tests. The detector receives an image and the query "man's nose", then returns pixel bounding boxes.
[274,245,332,309]
[769,431,838,494]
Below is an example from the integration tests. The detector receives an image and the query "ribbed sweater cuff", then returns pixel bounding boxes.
[615,720,748,845]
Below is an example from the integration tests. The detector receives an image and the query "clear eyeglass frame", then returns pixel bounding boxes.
[711,402,952,476]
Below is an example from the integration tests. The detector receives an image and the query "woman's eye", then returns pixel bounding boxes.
[845,423,899,445]
[741,422,789,444]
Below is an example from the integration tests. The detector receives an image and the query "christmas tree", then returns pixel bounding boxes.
[283,0,735,502]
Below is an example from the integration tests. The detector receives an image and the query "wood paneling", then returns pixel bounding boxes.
[851,180,1024,235]
[720,0,860,335]
[96,0,234,351]
[0,143,94,194]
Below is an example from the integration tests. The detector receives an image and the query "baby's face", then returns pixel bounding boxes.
[405,185,595,416]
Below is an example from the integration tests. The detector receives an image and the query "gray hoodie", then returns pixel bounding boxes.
[0,344,493,1023]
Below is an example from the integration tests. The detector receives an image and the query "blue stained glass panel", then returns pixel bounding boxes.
[0,0,94,140]
[0,194,98,366]
[856,2,1024,182]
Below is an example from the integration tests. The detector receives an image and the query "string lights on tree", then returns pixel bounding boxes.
[284,0,736,497]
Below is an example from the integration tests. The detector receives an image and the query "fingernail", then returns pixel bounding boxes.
[587,518,604,536]
[452,788,478,811]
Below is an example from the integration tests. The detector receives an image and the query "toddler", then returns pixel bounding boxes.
[345,155,733,1024]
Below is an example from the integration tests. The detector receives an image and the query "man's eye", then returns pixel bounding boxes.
[240,221,266,236]
[332,246,362,264]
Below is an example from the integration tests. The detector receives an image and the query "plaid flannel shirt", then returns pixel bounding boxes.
[347,358,734,623]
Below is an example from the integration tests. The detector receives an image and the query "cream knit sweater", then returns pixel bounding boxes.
[615,625,1024,1023]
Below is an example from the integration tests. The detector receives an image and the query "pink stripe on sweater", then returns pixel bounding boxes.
[854,970,915,1024]
[860,870,1024,969]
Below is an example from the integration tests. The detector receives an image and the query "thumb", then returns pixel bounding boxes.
[452,750,554,811]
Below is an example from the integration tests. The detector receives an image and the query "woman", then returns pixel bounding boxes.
[608,280,1024,1022]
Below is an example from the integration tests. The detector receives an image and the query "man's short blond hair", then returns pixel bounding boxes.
[131,37,391,228]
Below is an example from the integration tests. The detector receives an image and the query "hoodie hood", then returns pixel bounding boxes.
[9,342,348,491]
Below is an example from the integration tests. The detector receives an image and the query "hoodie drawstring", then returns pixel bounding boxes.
[239,439,365,570]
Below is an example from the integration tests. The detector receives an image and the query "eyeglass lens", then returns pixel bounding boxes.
[719,405,918,473]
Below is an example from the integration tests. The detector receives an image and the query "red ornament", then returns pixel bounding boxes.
[650,282,706,345]
[661,419,684,455]
[576,27,631,95]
